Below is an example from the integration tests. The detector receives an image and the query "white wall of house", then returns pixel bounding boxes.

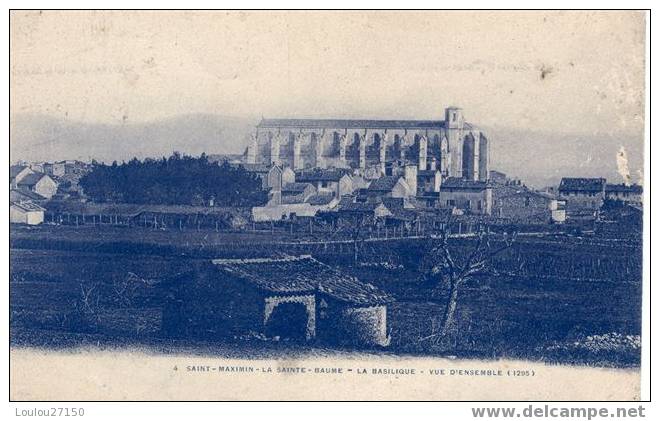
[33,176,58,199]
[10,206,44,225]
[390,178,413,198]
[439,189,492,215]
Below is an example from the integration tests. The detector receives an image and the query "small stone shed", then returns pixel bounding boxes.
[162,255,393,347]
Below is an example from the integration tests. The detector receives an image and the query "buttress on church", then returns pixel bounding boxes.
[244,107,489,182]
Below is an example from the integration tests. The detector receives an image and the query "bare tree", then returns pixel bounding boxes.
[425,224,517,338]
[69,279,102,331]
[350,214,371,263]
[112,272,153,308]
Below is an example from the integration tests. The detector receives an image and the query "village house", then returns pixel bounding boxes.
[605,183,643,205]
[9,165,34,189]
[279,182,317,204]
[437,177,492,215]
[29,162,45,173]
[364,176,411,199]
[558,177,606,217]
[489,170,508,185]
[10,201,45,225]
[252,184,339,221]
[162,255,393,346]
[62,160,90,175]
[360,166,416,200]
[336,198,393,219]
[416,169,442,194]
[492,185,565,223]
[294,168,354,198]
[237,163,296,191]
[43,161,66,178]
[15,172,58,200]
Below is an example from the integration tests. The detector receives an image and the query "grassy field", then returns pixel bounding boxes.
[10,224,643,367]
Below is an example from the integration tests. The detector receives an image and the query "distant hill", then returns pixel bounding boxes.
[10,113,255,164]
[10,113,644,188]
[484,125,644,188]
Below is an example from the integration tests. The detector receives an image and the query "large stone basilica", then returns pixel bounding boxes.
[245,107,489,181]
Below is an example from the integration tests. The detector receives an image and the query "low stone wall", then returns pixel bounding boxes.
[332,305,389,347]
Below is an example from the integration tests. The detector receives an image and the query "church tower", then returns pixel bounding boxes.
[445,107,464,178]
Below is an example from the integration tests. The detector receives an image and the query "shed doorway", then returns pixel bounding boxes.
[265,302,310,341]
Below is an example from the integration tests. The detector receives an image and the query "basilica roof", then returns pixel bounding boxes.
[258,118,474,130]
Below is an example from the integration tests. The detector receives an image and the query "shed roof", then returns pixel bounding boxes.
[211,255,393,305]
[10,201,46,212]
[45,201,246,217]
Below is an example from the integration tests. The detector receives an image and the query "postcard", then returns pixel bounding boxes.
[9,10,647,401]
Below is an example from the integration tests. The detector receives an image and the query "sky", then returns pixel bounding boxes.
[9,11,647,185]
[11,11,646,131]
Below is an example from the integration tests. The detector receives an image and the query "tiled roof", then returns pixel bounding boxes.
[306,193,336,206]
[211,255,393,305]
[379,197,406,209]
[605,183,643,194]
[10,201,45,212]
[10,189,47,202]
[493,185,555,200]
[368,176,404,191]
[295,168,351,182]
[338,201,387,213]
[559,177,606,192]
[282,182,313,193]
[441,177,490,190]
[16,172,49,187]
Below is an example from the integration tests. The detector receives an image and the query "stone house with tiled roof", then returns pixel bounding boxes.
[295,168,354,198]
[279,182,316,204]
[10,201,45,225]
[162,256,393,346]
[492,185,565,224]
[605,183,643,205]
[16,172,58,199]
[365,176,412,199]
[10,165,34,189]
[558,177,607,216]
[437,177,493,215]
